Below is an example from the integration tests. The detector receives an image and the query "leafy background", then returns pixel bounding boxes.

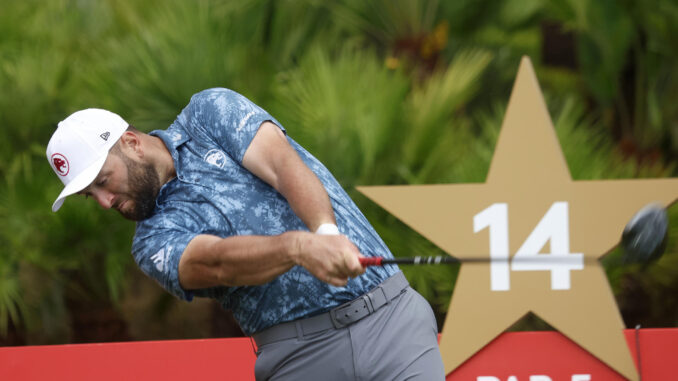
[1,0,677,344]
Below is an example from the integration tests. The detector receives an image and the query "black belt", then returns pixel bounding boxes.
[253,271,409,347]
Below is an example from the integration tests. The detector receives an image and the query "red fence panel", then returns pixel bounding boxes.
[0,328,675,380]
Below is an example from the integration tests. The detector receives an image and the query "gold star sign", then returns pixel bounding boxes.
[358,57,678,380]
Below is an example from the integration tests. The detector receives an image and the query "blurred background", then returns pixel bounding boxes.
[1,0,677,345]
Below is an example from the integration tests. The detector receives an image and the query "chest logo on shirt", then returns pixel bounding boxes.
[204,149,227,168]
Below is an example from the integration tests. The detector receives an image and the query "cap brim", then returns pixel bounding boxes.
[51,154,108,212]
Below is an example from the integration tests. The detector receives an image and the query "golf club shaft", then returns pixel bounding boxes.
[360,255,603,267]
[361,256,459,266]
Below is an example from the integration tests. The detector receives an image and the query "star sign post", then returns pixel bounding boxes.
[358,57,678,380]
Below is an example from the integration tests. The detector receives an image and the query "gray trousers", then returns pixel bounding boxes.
[254,286,445,380]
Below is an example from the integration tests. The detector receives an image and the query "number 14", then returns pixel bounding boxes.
[474,202,584,291]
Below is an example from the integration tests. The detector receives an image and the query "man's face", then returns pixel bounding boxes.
[79,150,161,221]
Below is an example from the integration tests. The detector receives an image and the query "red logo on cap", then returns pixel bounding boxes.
[52,153,70,176]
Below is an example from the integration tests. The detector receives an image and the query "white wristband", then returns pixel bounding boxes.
[315,223,340,235]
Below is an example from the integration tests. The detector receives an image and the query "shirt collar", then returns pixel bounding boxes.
[150,127,190,164]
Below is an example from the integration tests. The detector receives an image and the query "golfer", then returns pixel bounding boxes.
[46,88,444,380]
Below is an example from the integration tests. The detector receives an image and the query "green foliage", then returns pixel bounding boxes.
[272,47,411,185]
[545,0,678,154]
[1,0,677,342]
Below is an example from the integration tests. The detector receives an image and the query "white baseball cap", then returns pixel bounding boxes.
[46,108,129,212]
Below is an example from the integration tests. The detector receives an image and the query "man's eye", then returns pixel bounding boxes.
[96,179,107,186]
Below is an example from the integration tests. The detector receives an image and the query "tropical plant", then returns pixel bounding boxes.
[544,0,678,160]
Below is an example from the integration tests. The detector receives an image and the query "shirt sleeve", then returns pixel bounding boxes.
[132,215,198,302]
[180,88,285,163]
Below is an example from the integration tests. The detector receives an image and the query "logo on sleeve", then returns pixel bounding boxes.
[150,248,167,273]
[204,149,227,168]
[51,153,70,176]
[237,111,255,132]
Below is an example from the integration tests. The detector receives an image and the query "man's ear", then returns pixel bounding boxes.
[118,131,144,158]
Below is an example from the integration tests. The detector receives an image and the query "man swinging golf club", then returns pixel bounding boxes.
[46,88,446,380]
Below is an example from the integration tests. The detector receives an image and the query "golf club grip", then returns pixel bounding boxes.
[360,256,459,266]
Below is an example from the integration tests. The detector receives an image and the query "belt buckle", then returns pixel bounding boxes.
[362,294,374,314]
[368,286,388,310]
[330,298,372,328]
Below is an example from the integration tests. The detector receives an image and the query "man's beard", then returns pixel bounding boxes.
[118,155,161,221]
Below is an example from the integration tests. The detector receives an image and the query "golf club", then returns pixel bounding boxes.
[361,203,670,267]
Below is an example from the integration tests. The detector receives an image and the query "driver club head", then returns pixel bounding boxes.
[621,203,669,264]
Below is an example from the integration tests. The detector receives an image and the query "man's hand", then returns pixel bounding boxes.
[292,232,365,287]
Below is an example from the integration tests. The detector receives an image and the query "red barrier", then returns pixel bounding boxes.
[0,338,257,381]
[448,328,676,380]
[1,328,675,380]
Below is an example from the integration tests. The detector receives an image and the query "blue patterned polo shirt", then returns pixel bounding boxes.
[131,88,397,335]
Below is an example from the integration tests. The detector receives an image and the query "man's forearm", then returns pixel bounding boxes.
[242,122,336,232]
[276,158,336,232]
[178,232,302,289]
[178,230,365,289]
